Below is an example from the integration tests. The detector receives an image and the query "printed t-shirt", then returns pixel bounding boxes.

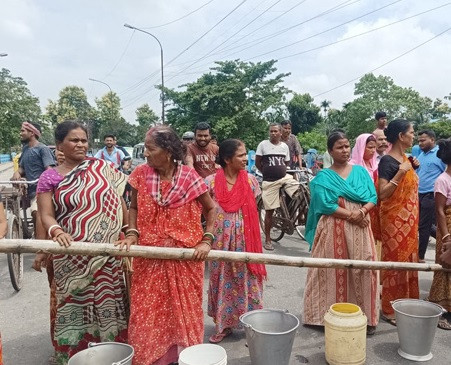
[255,140,290,182]
[187,143,219,178]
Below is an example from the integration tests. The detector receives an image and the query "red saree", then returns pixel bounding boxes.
[380,159,419,316]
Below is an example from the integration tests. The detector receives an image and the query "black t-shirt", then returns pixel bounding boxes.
[378,155,400,181]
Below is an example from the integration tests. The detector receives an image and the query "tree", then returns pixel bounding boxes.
[286,93,322,134]
[135,104,159,143]
[320,99,331,117]
[0,68,41,152]
[345,73,431,139]
[297,131,327,153]
[165,59,290,149]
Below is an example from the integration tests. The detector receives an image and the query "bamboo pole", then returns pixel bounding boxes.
[0,239,448,272]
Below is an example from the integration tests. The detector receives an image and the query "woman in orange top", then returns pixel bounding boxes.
[116,125,216,365]
[378,119,420,324]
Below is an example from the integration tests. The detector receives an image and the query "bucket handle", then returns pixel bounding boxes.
[241,309,290,339]
[88,343,129,365]
[390,300,447,315]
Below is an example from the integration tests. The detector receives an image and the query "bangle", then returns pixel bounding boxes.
[125,228,139,237]
[358,208,366,218]
[125,232,139,239]
[389,179,399,187]
[48,224,62,238]
[443,233,451,241]
[201,240,212,247]
[203,232,215,241]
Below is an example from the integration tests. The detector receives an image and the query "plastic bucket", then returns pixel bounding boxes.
[179,344,227,365]
[392,299,446,362]
[240,309,299,365]
[68,342,134,365]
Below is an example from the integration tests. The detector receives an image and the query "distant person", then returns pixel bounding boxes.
[378,119,420,325]
[322,150,333,168]
[114,136,132,171]
[281,120,303,169]
[428,138,451,329]
[255,123,298,250]
[373,129,389,162]
[210,134,218,146]
[417,130,446,262]
[11,121,55,237]
[373,111,388,133]
[95,134,125,170]
[186,122,219,178]
[182,131,195,146]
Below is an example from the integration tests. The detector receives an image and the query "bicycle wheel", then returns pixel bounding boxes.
[257,196,285,242]
[293,184,311,241]
[6,215,23,291]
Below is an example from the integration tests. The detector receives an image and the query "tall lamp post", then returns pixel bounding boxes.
[88,78,114,147]
[0,53,7,57]
[124,23,165,124]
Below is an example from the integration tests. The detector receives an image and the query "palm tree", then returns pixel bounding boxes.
[320,100,331,117]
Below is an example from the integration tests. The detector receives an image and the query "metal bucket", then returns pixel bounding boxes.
[68,342,134,365]
[392,299,446,362]
[240,309,299,365]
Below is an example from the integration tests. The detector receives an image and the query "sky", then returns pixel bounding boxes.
[1,0,450,125]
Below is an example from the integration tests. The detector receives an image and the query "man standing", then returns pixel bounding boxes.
[373,111,388,133]
[417,130,446,262]
[256,123,298,251]
[11,121,55,235]
[95,134,125,170]
[281,120,303,169]
[186,122,219,178]
[373,129,388,162]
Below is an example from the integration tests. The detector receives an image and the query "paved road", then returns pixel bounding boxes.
[1,165,449,364]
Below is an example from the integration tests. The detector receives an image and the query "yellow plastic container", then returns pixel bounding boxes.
[324,303,367,365]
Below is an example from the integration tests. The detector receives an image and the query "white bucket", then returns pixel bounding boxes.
[179,344,227,365]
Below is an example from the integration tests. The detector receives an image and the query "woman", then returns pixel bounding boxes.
[116,125,216,365]
[428,138,451,329]
[378,119,419,324]
[303,131,379,334]
[205,139,266,343]
[0,196,7,365]
[350,133,378,181]
[37,121,129,364]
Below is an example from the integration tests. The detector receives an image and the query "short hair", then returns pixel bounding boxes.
[269,123,282,131]
[194,122,211,134]
[55,120,88,144]
[218,139,244,168]
[280,120,292,126]
[384,119,411,144]
[103,134,115,140]
[146,125,186,162]
[437,138,451,164]
[418,130,436,140]
[211,134,217,140]
[327,131,348,151]
[375,111,387,120]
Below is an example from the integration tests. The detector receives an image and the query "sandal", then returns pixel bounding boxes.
[366,325,376,336]
[438,317,451,330]
[209,328,232,343]
[264,242,274,251]
[381,315,396,326]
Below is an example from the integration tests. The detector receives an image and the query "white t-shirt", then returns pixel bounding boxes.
[256,140,290,181]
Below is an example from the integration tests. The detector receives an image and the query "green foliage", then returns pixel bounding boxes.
[165,59,290,149]
[0,68,41,152]
[135,104,159,143]
[286,93,322,134]
[297,131,327,153]
[99,117,136,147]
[417,120,451,140]
[345,73,432,139]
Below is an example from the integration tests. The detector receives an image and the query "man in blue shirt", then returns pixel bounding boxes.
[417,130,446,261]
[95,134,125,170]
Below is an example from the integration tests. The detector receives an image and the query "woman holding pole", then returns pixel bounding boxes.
[205,139,266,343]
[37,121,129,364]
[428,138,451,329]
[303,131,379,334]
[116,125,216,365]
[378,119,419,325]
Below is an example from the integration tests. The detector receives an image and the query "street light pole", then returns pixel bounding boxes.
[124,23,165,124]
[89,77,114,122]
[0,53,8,57]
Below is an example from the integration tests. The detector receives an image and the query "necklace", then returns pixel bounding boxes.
[226,179,235,185]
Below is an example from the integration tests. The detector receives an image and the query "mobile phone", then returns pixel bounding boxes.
[408,156,419,170]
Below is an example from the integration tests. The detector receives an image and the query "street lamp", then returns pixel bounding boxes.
[89,78,114,146]
[0,53,8,57]
[124,23,165,124]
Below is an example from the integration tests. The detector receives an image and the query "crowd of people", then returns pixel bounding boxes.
[0,114,450,364]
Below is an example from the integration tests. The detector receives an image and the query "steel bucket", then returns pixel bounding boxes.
[68,342,134,365]
[392,299,446,362]
[240,309,299,365]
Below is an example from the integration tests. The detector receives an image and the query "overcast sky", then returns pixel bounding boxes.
[1,0,450,125]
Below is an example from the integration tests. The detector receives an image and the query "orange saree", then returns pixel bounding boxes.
[380,159,419,316]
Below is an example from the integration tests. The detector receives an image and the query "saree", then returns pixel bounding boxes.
[428,206,451,311]
[379,158,419,316]
[127,164,207,365]
[40,158,128,364]
[303,166,379,326]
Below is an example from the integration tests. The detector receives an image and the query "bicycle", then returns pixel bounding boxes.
[0,179,37,291]
[256,169,312,242]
